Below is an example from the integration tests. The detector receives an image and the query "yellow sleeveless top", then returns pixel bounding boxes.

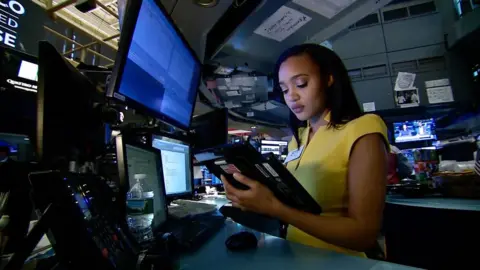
[285,113,388,257]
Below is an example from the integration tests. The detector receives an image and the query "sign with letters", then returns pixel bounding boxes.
[0,0,26,48]
[254,6,311,42]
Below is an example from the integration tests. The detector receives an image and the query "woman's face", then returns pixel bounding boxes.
[278,54,326,121]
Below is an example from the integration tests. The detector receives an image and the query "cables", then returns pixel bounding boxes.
[170,0,180,15]
[233,0,247,8]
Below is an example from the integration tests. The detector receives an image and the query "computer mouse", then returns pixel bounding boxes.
[225,231,258,251]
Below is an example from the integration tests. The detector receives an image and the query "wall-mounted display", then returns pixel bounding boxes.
[393,118,437,143]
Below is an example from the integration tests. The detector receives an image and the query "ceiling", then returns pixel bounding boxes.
[205,0,393,133]
[33,0,120,50]
[210,0,393,73]
[32,0,395,138]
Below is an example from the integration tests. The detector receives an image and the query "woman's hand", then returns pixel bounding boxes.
[220,173,283,216]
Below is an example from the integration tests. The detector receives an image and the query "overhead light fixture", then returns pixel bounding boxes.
[194,0,219,8]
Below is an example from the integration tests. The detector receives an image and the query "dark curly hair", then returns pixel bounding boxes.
[273,44,362,145]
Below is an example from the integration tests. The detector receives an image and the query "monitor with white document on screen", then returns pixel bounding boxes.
[152,135,193,198]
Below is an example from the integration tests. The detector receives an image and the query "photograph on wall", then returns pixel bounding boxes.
[395,88,419,108]
[394,72,416,91]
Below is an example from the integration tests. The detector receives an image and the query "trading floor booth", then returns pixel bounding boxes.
[2,0,418,269]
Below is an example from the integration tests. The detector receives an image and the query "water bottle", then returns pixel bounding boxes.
[126,174,155,243]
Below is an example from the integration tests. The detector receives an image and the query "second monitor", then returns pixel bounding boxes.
[152,135,193,198]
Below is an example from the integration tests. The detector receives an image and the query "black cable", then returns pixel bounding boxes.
[169,0,180,15]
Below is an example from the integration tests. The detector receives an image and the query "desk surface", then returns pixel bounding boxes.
[179,219,416,270]
[386,194,480,211]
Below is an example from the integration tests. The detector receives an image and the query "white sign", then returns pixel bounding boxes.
[226,90,241,97]
[293,0,357,19]
[6,78,37,93]
[254,6,312,42]
[394,72,416,91]
[0,1,26,49]
[425,78,450,88]
[224,101,241,109]
[362,102,376,112]
[426,86,454,104]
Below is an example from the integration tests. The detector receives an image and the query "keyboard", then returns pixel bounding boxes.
[164,215,225,252]
[168,199,217,218]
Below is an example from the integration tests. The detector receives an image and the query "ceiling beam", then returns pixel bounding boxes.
[47,0,75,14]
[96,1,119,19]
[32,0,119,50]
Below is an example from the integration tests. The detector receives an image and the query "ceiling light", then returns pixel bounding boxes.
[194,0,218,8]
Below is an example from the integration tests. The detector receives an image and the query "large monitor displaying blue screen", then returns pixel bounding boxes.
[109,0,201,129]
[393,119,437,143]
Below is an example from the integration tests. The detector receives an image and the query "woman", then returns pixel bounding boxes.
[221,44,389,257]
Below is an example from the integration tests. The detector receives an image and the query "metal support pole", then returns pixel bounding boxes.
[44,26,115,63]
[56,16,119,51]
[63,33,119,56]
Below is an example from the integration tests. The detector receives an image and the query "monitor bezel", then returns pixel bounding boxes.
[151,132,194,200]
[107,0,201,130]
[115,134,169,230]
[393,118,437,144]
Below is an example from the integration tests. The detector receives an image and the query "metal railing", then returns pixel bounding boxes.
[36,0,121,66]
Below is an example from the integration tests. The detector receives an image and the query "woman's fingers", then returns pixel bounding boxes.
[233,173,256,188]
[232,202,246,211]
[226,193,239,203]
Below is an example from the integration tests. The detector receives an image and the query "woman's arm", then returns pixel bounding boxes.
[222,133,387,251]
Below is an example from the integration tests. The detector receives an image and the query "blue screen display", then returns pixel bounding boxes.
[393,119,436,143]
[118,0,201,128]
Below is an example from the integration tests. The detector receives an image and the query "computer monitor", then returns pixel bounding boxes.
[0,45,38,92]
[393,118,437,143]
[116,135,168,230]
[200,166,222,186]
[0,46,37,136]
[36,41,105,168]
[261,140,288,156]
[190,108,228,151]
[108,0,201,130]
[152,135,193,198]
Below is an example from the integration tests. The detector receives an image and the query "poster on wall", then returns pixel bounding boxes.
[426,86,454,104]
[394,72,416,91]
[425,78,454,104]
[395,88,419,108]
[254,6,312,42]
[362,102,375,112]
[425,78,449,88]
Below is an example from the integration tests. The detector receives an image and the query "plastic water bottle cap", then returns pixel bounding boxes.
[134,174,147,180]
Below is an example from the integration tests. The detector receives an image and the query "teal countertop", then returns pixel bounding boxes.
[179,219,417,270]
[386,195,480,211]
[178,196,417,269]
